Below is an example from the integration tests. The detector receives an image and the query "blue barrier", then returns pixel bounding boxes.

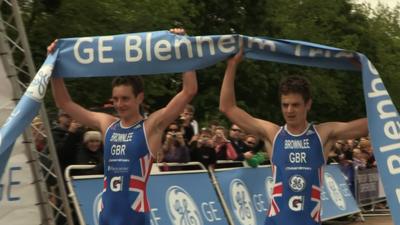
[71,171,229,225]
[70,164,359,225]
[213,164,360,224]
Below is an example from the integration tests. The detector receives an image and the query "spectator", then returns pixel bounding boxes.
[243,134,268,167]
[161,122,190,164]
[180,104,198,144]
[74,131,104,175]
[190,127,216,170]
[228,124,247,159]
[213,126,237,160]
[359,137,376,168]
[352,147,367,169]
[52,114,85,174]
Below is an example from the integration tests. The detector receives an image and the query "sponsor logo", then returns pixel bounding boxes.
[325,172,346,210]
[265,176,274,199]
[288,195,304,212]
[92,192,103,225]
[25,64,53,101]
[306,130,315,135]
[289,174,306,192]
[110,176,123,192]
[166,186,203,225]
[230,179,256,225]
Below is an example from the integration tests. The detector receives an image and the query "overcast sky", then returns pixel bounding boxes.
[354,0,400,8]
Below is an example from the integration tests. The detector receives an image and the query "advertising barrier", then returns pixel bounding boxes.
[71,170,229,225]
[213,165,360,224]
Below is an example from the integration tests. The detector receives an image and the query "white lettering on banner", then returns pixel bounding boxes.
[111,145,126,156]
[201,202,222,222]
[387,155,400,175]
[247,36,276,51]
[125,35,143,62]
[154,40,172,61]
[150,208,161,225]
[98,36,114,63]
[284,139,310,149]
[74,37,94,64]
[294,45,354,58]
[217,35,236,53]
[174,37,193,59]
[0,167,21,202]
[196,36,215,57]
[73,34,281,65]
[366,60,400,163]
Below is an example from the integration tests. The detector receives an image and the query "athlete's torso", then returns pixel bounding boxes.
[100,120,153,225]
[265,124,325,225]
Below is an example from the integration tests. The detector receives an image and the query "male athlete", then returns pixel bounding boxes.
[50,28,197,225]
[219,51,368,225]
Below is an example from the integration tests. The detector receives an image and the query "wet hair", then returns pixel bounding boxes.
[279,76,311,102]
[111,76,144,97]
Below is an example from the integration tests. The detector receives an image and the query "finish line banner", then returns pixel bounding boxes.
[0,30,399,224]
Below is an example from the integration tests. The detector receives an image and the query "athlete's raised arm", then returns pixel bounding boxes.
[219,50,279,147]
[49,41,116,133]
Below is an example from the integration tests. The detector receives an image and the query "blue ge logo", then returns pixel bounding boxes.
[26,64,53,101]
[265,176,274,199]
[324,172,346,210]
[166,186,203,225]
[230,179,256,225]
[92,192,103,225]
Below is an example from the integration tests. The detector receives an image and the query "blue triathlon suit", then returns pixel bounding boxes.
[100,120,153,225]
[265,124,325,225]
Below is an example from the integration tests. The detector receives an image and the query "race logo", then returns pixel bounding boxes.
[92,192,103,225]
[110,176,123,192]
[230,179,256,225]
[25,64,54,101]
[324,172,346,210]
[166,186,203,225]
[265,176,274,199]
[288,195,304,212]
[289,174,306,192]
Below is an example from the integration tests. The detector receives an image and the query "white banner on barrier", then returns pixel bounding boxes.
[0,57,41,224]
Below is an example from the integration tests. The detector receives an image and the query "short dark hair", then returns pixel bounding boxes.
[111,76,144,96]
[279,76,311,102]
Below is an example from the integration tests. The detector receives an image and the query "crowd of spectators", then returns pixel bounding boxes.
[32,104,376,177]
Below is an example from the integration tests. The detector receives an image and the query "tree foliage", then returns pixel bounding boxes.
[20,0,400,125]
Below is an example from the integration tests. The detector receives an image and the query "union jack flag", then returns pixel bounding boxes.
[129,154,152,212]
[310,168,323,222]
[267,165,283,217]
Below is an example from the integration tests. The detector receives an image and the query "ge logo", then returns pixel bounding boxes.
[26,64,53,101]
[0,132,2,149]
[92,192,103,225]
[230,179,256,225]
[289,175,306,192]
[110,176,123,192]
[166,186,203,225]
[325,173,346,210]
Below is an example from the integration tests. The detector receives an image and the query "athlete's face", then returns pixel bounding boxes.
[112,85,143,119]
[281,93,311,127]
